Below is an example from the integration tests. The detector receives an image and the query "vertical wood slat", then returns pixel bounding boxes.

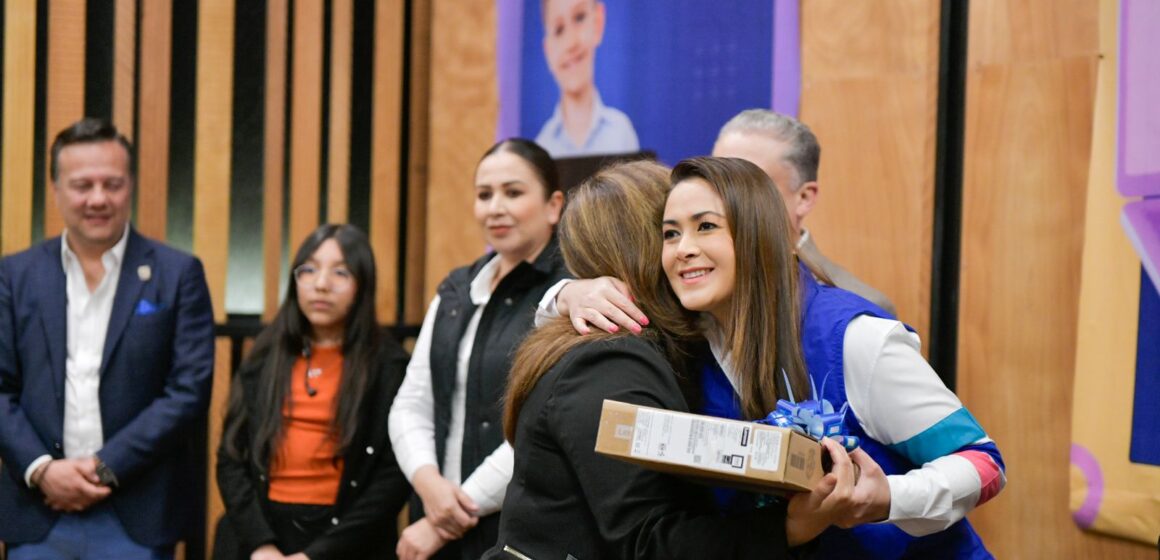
[193,0,235,549]
[405,0,432,324]
[327,0,353,224]
[424,0,496,302]
[44,0,87,238]
[136,0,172,240]
[1,1,38,255]
[205,337,232,554]
[288,0,323,249]
[193,0,234,323]
[112,0,137,140]
[262,0,289,320]
[371,0,405,323]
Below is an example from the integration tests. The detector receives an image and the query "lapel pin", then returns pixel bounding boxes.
[138,265,152,282]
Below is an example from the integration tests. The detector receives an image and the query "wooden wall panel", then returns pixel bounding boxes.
[113,0,137,140]
[204,337,232,553]
[1,1,37,255]
[370,0,405,323]
[193,0,234,548]
[327,0,353,225]
[44,0,86,238]
[958,0,1150,557]
[137,0,172,240]
[262,0,288,319]
[424,0,495,301]
[405,0,432,324]
[288,0,323,250]
[799,0,941,345]
[194,0,235,322]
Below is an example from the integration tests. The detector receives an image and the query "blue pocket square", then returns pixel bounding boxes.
[135,299,162,316]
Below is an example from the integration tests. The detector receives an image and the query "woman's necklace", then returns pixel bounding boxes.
[302,339,341,398]
[303,345,321,397]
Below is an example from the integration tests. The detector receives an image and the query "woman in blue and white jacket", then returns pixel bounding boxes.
[546,156,1006,558]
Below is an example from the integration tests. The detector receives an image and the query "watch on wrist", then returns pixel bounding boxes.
[95,459,119,487]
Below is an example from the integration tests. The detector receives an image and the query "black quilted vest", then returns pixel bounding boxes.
[428,237,568,477]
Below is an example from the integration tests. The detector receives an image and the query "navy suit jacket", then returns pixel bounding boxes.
[0,228,215,546]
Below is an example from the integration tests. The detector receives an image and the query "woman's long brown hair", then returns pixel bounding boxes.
[503,161,699,442]
[670,157,810,420]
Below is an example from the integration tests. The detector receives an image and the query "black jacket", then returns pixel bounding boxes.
[214,337,411,560]
[485,335,790,560]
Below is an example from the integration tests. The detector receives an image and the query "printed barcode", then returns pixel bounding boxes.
[790,454,805,470]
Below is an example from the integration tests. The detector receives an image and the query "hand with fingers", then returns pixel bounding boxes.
[396,517,447,560]
[556,277,649,335]
[250,544,287,560]
[830,447,891,528]
[785,437,861,546]
[411,465,479,539]
[37,457,112,512]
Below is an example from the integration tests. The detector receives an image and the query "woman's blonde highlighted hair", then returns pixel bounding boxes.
[504,160,699,442]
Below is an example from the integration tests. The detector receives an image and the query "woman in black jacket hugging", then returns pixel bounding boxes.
[215,224,411,560]
[487,161,857,559]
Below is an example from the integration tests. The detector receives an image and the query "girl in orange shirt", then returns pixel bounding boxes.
[215,224,411,560]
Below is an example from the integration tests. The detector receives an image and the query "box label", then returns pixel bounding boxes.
[749,429,783,472]
[630,408,751,473]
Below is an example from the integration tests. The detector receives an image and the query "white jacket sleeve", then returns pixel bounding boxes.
[459,441,514,516]
[388,297,442,482]
[534,279,572,327]
[843,316,1004,536]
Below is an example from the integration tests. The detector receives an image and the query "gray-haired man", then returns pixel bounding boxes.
[712,109,896,315]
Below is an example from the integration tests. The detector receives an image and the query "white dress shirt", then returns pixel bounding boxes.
[388,257,514,516]
[24,226,129,486]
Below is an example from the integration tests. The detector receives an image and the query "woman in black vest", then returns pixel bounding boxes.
[389,139,568,559]
[215,224,411,560]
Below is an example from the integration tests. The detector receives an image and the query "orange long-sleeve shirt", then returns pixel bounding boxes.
[267,345,345,505]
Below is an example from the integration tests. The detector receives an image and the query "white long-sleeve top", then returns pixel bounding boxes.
[388,257,512,516]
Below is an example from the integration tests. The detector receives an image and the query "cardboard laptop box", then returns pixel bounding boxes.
[595,399,823,494]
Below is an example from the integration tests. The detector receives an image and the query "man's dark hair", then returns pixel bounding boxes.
[49,118,135,182]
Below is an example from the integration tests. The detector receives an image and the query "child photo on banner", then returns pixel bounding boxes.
[496,0,802,164]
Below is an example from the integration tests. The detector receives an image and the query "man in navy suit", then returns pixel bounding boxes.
[0,118,215,559]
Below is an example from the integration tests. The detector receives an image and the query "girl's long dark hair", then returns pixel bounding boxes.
[222,224,381,470]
